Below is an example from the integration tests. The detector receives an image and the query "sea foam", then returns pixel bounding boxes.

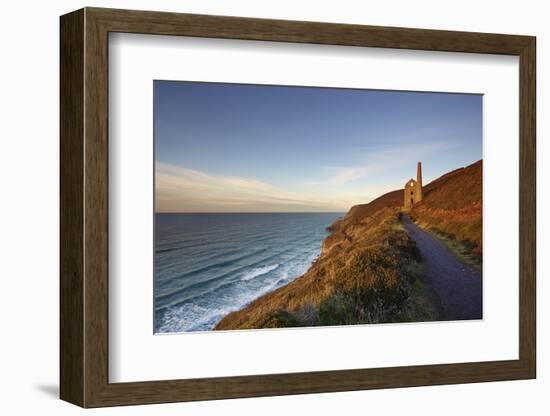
[241,264,279,281]
[154,212,342,333]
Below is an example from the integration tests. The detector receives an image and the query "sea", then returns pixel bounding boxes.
[154,212,343,333]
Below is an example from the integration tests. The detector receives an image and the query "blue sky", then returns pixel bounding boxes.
[154,81,482,213]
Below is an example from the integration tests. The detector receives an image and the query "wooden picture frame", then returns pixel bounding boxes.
[60,7,536,408]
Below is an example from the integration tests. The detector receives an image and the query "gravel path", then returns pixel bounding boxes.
[402,215,482,320]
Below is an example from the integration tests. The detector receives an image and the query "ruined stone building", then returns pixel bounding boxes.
[403,162,423,210]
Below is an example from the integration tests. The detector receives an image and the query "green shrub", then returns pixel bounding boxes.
[255,310,303,328]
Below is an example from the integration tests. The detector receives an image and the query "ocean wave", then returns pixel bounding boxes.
[157,303,231,333]
[241,264,279,281]
[156,275,281,333]
[154,213,341,333]
[155,249,298,305]
[156,250,321,333]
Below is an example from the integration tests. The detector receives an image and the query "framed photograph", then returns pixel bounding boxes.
[60,7,536,407]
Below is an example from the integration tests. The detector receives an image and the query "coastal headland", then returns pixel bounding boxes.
[215,160,483,330]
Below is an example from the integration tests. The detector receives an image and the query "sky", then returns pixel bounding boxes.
[154,81,482,213]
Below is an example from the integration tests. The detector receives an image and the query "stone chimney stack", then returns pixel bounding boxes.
[417,162,422,185]
[403,162,424,210]
[416,161,423,201]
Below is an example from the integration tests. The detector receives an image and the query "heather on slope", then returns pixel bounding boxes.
[215,207,439,330]
[215,161,482,330]
[409,160,482,264]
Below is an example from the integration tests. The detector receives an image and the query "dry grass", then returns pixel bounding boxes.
[215,160,482,330]
[215,208,439,330]
[410,160,482,255]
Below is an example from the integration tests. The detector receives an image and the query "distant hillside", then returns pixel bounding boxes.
[215,160,482,330]
[322,189,402,256]
[410,159,482,254]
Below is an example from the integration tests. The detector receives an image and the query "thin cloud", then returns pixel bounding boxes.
[324,141,444,185]
[156,163,352,212]
[155,139,447,212]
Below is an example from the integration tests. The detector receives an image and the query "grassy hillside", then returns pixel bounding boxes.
[216,208,438,330]
[322,190,402,256]
[214,160,481,330]
[409,160,482,265]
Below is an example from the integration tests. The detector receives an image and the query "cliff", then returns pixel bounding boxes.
[321,189,403,256]
[215,160,482,330]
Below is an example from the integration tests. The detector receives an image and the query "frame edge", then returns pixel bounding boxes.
[518,36,536,379]
[60,8,86,408]
[61,7,538,407]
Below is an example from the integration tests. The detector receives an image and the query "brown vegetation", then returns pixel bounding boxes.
[214,159,482,330]
[409,160,482,258]
[215,206,437,330]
